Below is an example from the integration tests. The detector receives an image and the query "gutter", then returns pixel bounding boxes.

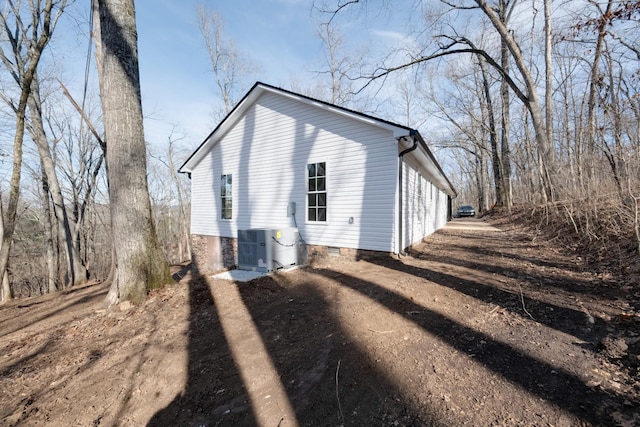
[397,130,418,256]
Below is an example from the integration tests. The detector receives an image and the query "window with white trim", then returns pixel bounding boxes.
[307,162,326,222]
[417,174,423,223]
[221,174,232,219]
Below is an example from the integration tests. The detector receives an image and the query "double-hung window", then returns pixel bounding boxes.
[221,174,232,219]
[307,162,326,222]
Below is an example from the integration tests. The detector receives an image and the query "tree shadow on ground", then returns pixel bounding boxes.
[0,283,107,339]
[414,231,616,298]
[234,273,447,427]
[148,269,257,426]
[377,256,606,344]
[310,267,636,426]
[150,267,444,426]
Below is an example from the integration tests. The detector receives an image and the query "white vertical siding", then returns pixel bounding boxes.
[401,156,449,249]
[191,92,399,252]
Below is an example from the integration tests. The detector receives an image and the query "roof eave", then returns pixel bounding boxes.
[179,82,265,174]
[411,131,457,198]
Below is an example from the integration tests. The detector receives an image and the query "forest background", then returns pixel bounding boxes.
[0,0,638,302]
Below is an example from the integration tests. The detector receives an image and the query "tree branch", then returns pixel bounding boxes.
[353,46,529,108]
[56,78,106,153]
[316,0,361,25]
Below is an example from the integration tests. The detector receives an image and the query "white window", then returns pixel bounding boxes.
[417,174,423,223]
[221,174,232,219]
[307,162,326,222]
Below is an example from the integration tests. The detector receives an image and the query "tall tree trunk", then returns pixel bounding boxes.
[475,153,487,212]
[586,0,613,169]
[544,0,554,163]
[499,15,512,209]
[0,72,32,301]
[0,0,63,302]
[478,57,503,207]
[0,103,26,303]
[599,49,626,201]
[39,166,59,294]
[28,75,89,287]
[165,136,192,262]
[500,75,513,208]
[93,0,169,305]
[476,0,554,202]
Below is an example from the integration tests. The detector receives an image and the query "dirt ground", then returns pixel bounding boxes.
[1,216,639,426]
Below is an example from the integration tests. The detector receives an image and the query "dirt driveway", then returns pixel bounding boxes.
[1,217,638,426]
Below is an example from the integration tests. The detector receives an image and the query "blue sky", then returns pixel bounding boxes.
[48,0,407,153]
[45,1,332,154]
[0,0,414,186]
[131,1,422,153]
[133,0,328,148]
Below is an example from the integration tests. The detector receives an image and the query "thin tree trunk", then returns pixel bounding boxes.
[475,153,486,212]
[499,27,512,209]
[478,57,503,207]
[165,138,192,261]
[592,45,626,202]
[28,75,89,287]
[0,270,9,302]
[544,0,553,163]
[0,196,12,302]
[497,1,514,209]
[0,93,29,303]
[39,166,58,293]
[586,0,613,166]
[93,0,170,305]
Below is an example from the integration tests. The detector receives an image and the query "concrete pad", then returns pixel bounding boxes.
[211,265,301,282]
[211,269,267,282]
[444,218,502,232]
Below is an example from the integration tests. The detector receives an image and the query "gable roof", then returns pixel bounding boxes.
[179,82,456,197]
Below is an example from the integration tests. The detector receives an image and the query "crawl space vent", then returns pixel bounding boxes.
[327,247,341,256]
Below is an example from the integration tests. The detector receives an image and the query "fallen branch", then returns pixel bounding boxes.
[368,328,394,334]
[517,283,535,320]
[336,360,344,426]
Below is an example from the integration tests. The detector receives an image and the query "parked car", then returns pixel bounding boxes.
[455,205,475,218]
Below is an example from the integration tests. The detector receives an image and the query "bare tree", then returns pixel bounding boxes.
[473,0,554,202]
[325,0,555,201]
[316,21,366,106]
[543,0,553,159]
[477,55,502,210]
[197,3,257,118]
[497,0,514,209]
[390,75,430,129]
[0,0,66,303]
[37,163,58,293]
[55,80,108,276]
[93,0,170,305]
[148,128,192,264]
[25,73,90,288]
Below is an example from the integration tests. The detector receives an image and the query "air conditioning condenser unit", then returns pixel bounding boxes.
[237,228,299,272]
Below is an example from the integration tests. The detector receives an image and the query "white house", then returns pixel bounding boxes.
[180,82,456,272]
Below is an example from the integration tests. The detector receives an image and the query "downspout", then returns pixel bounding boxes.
[398,131,418,256]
